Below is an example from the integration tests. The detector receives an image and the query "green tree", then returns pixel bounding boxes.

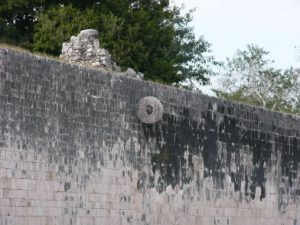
[0,0,38,48]
[33,6,100,55]
[1,0,215,86]
[0,0,97,48]
[171,7,216,86]
[215,44,300,114]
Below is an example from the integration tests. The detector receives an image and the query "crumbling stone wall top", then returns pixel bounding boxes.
[0,47,300,225]
[60,29,144,80]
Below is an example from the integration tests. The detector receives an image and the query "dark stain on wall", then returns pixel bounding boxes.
[141,100,300,202]
[1,48,300,214]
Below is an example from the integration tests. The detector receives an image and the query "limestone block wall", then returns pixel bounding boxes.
[0,48,300,225]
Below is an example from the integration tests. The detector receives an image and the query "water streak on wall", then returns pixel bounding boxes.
[0,48,300,225]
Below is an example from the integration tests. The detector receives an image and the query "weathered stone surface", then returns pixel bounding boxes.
[125,67,144,80]
[61,29,117,69]
[60,29,143,80]
[0,48,300,225]
[137,96,163,124]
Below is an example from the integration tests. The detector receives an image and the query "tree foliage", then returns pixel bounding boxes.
[215,44,300,114]
[0,0,215,85]
[0,0,95,48]
[33,6,100,55]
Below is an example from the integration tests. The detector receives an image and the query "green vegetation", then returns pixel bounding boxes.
[1,1,299,114]
[0,0,215,85]
[0,42,59,60]
[215,45,300,114]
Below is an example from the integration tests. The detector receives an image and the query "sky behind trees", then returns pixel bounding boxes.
[173,0,300,69]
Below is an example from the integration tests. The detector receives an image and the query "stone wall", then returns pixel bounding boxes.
[0,48,300,225]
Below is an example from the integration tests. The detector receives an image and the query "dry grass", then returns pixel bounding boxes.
[0,42,113,73]
[0,42,59,61]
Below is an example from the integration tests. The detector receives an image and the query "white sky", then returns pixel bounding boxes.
[172,0,300,69]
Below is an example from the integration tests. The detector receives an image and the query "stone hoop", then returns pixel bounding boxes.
[137,96,163,124]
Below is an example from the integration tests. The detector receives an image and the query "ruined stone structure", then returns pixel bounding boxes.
[60,29,144,80]
[0,48,300,225]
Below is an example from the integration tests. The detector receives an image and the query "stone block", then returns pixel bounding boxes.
[0,47,299,225]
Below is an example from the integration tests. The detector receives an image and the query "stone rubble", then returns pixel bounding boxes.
[60,29,144,80]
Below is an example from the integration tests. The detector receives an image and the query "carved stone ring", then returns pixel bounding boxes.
[137,97,163,124]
